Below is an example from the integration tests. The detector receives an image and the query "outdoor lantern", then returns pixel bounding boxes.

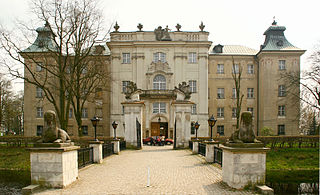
[112,121,118,139]
[208,115,217,141]
[194,121,200,140]
[91,116,100,141]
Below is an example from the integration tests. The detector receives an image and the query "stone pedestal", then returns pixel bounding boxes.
[221,144,269,189]
[29,143,79,188]
[192,140,200,154]
[89,141,104,164]
[111,139,120,154]
[172,101,192,148]
[205,141,219,163]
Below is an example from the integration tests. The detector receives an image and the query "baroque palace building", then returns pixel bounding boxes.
[22,21,305,146]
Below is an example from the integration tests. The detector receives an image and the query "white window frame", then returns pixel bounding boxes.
[153,102,166,113]
[81,66,88,74]
[36,125,43,136]
[153,52,166,63]
[153,75,166,90]
[279,60,286,70]
[278,105,285,116]
[36,107,43,118]
[278,125,285,135]
[247,64,254,74]
[69,108,73,118]
[82,108,88,118]
[247,107,254,117]
[278,85,286,97]
[36,87,43,98]
[217,64,224,74]
[232,64,240,74]
[189,80,197,93]
[247,88,254,99]
[82,125,88,135]
[232,88,237,99]
[217,107,224,118]
[191,104,197,115]
[122,53,131,64]
[188,52,197,63]
[122,81,130,93]
[217,125,224,136]
[217,88,225,99]
[232,107,237,118]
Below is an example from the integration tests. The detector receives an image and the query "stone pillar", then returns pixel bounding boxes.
[29,144,79,188]
[121,101,144,148]
[192,140,200,154]
[205,141,220,163]
[89,141,104,164]
[111,139,120,154]
[221,145,269,189]
[172,101,192,148]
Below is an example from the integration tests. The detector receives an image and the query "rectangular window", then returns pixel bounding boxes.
[279,60,286,70]
[82,108,88,118]
[36,107,43,118]
[81,66,88,74]
[217,64,224,74]
[36,63,43,72]
[278,105,285,116]
[82,125,88,136]
[191,104,197,115]
[217,107,224,118]
[96,108,103,118]
[247,64,254,74]
[153,102,166,113]
[191,122,195,134]
[232,64,240,74]
[36,87,43,98]
[247,107,254,117]
[36,125,43,136]
[122,81,130,93]
[69,108,73,118]
[122,53,131,64]
[232,108,237,118]
[66,66,71,74]
[217,125,224,136]
[189,80,197,93]
[153,52,166,63]
[247,88,254,99]
[188,52,197,63]
[278,85,286,97]
[217,88,225,99]
[232,88,237,99]
[95,88,102,99]
[278,125,285,135]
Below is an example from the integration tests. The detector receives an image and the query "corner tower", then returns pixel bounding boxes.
[257,20,305,135]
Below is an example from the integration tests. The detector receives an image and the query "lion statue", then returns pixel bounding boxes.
[229,111,260,143]
[42,110,71,143]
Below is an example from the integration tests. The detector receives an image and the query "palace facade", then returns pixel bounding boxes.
[22,21,305,145]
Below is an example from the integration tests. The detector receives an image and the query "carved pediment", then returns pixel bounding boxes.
[147,61,172,75]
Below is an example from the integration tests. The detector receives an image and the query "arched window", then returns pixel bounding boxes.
[153,75,166,90]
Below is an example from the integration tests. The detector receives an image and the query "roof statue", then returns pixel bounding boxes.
[154,26,172,41]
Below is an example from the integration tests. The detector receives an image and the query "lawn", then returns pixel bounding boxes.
[266,147,319,170]
[0,146,30,171]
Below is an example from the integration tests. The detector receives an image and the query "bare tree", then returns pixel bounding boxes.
[0,0,109,135]
[231,57,244,129]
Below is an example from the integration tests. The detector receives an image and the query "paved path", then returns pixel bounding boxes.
[36,146,253,195]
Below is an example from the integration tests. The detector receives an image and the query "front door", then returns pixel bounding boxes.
[151,122,160,136]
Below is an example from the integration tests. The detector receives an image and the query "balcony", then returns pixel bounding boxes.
[140,90,176,99]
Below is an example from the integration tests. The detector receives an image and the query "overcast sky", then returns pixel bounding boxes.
[1,0,319,91]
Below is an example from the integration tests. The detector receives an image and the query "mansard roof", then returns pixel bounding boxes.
[260,21,302,51]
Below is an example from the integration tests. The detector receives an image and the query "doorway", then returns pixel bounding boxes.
[151,122,168,138]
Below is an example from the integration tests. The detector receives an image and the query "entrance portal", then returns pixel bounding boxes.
[151,122,168,138]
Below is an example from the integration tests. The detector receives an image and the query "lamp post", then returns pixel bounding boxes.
[90,116,100,141]
[112,121,118,139]
[208,115,217,141]
[194,121,200,140]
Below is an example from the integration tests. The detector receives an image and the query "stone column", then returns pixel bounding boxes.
[111,139,120,154]
[89,141,104,164]
[192,140,200,154]
[29,143,79,188]
[121,101,144,148]
[172,101,192,148]
[205,141,220,163]
[221,144,269,189]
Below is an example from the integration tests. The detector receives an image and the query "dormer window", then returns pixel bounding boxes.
[213,44,223,53]
[153,52,166,63]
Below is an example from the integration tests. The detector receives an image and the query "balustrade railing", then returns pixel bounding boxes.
[78,147,93,169]
[102,143,114,158]
[120,140,126,150]
[189,141,193,150]
[198,143,206,156]
[214,146,223,166]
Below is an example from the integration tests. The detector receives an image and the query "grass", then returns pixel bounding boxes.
[266,147,319,170]
[0,146,30,171]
